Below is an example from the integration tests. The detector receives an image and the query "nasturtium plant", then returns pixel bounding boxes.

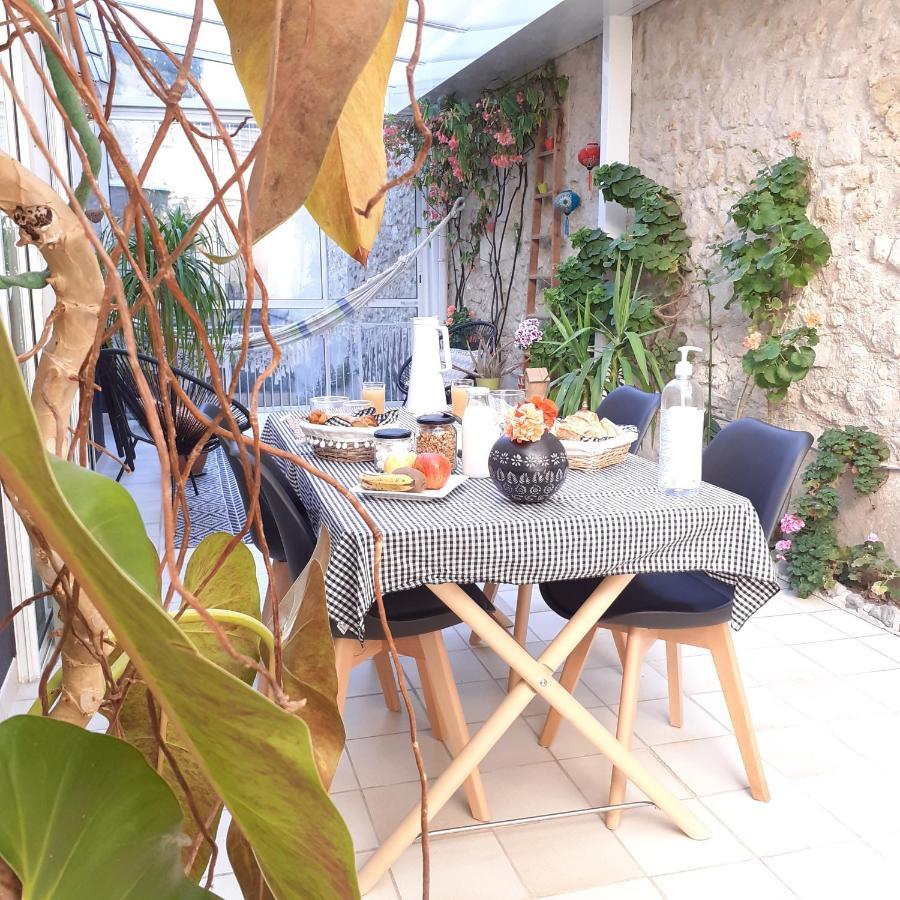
[741,325,818,401]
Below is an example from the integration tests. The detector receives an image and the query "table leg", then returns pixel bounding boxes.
[507,583,533,691]
[357,576,710,894]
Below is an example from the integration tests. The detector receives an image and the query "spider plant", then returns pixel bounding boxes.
[108,208,233,374]
[545,257,665,417]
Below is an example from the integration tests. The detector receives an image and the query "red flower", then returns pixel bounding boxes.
[528,395,558,428]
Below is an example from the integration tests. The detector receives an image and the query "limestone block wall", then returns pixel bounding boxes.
[461,36,602,334]
[630,0,900,552]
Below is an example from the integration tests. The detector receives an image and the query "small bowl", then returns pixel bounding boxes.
[309,394,349,414]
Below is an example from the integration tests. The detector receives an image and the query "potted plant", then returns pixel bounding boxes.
[487,396,568,503]
[461,317,543,388]
[537,257,665,416]
[543,136,555,153]
[110,207,233,376]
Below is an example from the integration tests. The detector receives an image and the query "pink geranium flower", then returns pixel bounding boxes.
[448,136,459,150]
[494,127,516,146]
[780,513,805,535]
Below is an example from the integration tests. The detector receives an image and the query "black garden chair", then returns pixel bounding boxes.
[596,385,661,453]
[96,347,251,493]
[396,319,497,399]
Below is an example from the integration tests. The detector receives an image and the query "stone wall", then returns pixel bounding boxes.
[630,0,900,552]
[461,36,602,335]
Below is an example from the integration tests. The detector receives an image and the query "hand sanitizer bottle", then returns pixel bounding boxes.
[658,345,704,495]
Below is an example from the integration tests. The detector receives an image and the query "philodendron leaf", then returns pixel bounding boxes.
[0,325,359,899]
[119,533,263,879]
[0,715,213,899]
[305,0,406,263]
[49,455,159,598]
[228,550,346,900]
[216,0,396,246]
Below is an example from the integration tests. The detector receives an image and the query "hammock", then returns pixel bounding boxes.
[226,197,463,359]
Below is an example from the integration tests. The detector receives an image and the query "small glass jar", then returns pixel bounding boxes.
[416,412,458,469]
[373,427,415,471]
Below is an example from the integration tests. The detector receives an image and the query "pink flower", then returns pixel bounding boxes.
[490,152,523,168]
[494,127,516,146]
[382,124,398,137]
[515,91,524,104]
[780,513,805,535]
[436,131,449,144]
[482,111,490,121]
[447,305,455,315]
[448,155,463,180]
[775,539,792,552]
[448,136,459,150]
[867,533,880,542]
[743,332,762,351]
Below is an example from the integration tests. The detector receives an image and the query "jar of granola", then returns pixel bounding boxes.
[416,413,458,469]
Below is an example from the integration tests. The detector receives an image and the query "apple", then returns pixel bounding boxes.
[383,451,417,474]
[413,452,452,490]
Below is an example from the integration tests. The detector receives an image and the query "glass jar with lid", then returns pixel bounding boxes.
[373,427,415,472]
[416,412,458,469]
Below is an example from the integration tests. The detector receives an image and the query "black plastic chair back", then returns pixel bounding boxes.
[702,418,813,540]
[222,441,288,563]
[97,347,250,459]
[596,385,661,452]
[397,319,498,397]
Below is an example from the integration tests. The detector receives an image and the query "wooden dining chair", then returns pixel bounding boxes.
[493,386,662,683]
[536,418,812,826]
[224,441,492,822]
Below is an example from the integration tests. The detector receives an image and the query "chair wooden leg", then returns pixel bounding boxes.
[538,626,595,748]
[334,639,361,713]
[507,584,533,691]
[414,656,444,741]
[373,652,400,712]
[607,628,654,830]
[666,641,683,728]
[612,630,628,668]
[707,622,770,802]
[416,631,491,822]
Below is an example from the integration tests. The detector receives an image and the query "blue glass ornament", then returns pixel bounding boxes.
[553,189,581,235]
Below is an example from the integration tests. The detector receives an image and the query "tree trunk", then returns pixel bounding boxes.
[0,152,107,726]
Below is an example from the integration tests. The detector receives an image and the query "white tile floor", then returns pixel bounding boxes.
[8,443,900,899]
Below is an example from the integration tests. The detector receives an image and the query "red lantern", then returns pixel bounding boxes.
[577,142,601,194]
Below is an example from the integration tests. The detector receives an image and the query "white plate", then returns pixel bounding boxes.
[352,472,468,501]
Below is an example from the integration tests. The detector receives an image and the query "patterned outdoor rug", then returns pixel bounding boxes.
[174,447,252,548]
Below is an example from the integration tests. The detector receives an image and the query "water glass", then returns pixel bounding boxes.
[489,389,525,427]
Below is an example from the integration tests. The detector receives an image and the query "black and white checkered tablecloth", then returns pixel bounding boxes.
[263,412,779,639]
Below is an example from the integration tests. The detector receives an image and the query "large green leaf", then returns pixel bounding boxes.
[0,327,359,899]
[118,533,263,880]
[228,540,347,900]
[0,715,213,899]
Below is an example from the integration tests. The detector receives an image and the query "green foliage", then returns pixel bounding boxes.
[540,259,664,416]
[740,325,818,402]
[108,208,233,373]
[715,153,831,405]
[716,156,831,327]
[0,715,212,899]
[0,324,359,898]
[781,426,891,598]
[840,539,900,602]
[591,162,692,277]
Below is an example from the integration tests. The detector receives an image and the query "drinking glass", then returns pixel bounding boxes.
[450,378,474,419]
[309,395,349,414]
[489,389,525,427]
[361,381,386,415]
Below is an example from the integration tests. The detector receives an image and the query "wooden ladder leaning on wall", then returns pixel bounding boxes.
[525,105,564,317]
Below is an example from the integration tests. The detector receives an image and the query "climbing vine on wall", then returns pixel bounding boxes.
[715,144,832,407]
[778,426,896,600]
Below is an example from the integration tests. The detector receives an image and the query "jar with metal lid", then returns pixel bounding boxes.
[373,427,415,472]
[416,412,458,469]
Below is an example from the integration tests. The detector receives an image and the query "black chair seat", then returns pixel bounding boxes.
[358,583,493,640]
[539,572,734,630]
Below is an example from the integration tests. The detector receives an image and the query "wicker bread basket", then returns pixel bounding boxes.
[561,427,637,471]
[288,413,378,462]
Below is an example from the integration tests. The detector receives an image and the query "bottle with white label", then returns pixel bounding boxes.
[658,345,704,495]
[462,386,500,477]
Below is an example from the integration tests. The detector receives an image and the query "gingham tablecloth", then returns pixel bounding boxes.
[263,411,779,639]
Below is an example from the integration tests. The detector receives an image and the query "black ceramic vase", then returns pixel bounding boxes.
[488,432,569,504]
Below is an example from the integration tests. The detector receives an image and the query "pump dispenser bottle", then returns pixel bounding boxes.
[658,345,704,495]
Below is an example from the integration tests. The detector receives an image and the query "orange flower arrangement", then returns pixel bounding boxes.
[506,395,559,443]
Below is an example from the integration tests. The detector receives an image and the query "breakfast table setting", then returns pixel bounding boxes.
[259,315,780,892]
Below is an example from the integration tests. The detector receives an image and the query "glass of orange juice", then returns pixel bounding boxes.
[450,378,473,419]
[361,381,386,415]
